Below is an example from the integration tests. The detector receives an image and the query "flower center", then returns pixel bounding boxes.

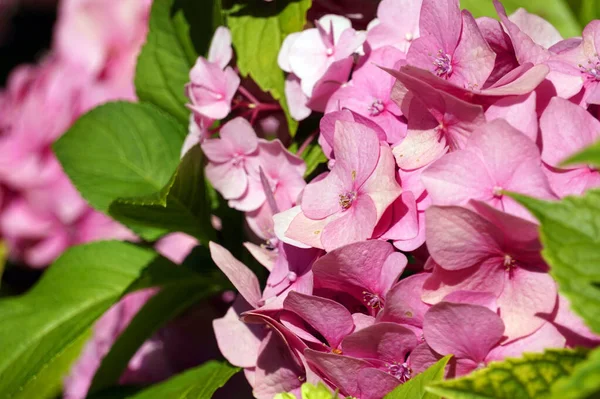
[405,32,413,41]
[326,47,334,56]
[579,57,600,81]
[287,271,297,282]
[368,99,385,116]
[339,191,357,210]
[362,291,384,309]
[387,362,412,382]
[503,254,516,271]
[432,50,453,78]
[492,186,503,198]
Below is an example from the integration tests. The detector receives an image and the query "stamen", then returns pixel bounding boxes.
[368,99,385,116]
[405,32,413,41]
[287,271,297,282]
[362,291,384,309]
[579,55,600,81]
[492,186,503,198]
[339,191,357,210]
[387,362,412,382]
[503,254,515,271]
[432,50,453,78]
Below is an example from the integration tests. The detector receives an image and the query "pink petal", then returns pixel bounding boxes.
[419,0,461,53]
[484,92,538,142]
[304,349,371,398]
[425,206,503,271]
[283,291,354,349]
[443,291,498,312]
[378,273,431,329]
[213,297,265,368]
[408,343,445,375]
[253,331,304,399]
[313,240,399,298]
[219,117,259,155]
[285,74,311,121]
[452,11,496,88]
[284,208,330,250]
[361,145,403,221]
[321,194,378,251]
[209,242,262,308]
[307,57,354,113]
[358,368,401,399]
[423,302,504,363]
[205,161,248,200]
[302,169,350,220]
[508,8,562,49]
[334,120,381,188]
[540,97,600,167]
[342,322,418,364]
[486,322,565,362]
[379,191,419,241]
[208,26,233,69]
[497,268,557,342]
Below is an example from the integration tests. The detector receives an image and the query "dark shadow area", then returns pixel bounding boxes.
[0,6,56,86]
[222,0,304,18]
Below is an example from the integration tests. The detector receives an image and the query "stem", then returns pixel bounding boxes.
[297,130,319,156]
[238,85,261,105]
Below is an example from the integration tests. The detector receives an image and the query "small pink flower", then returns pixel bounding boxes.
[187,27,240,121]
[367,0,422,52]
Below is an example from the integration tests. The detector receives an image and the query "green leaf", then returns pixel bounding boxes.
[561,139,600,167]
[126,361,239,399]
[89,247,224,394]
[54,101,185,241]
[225,0,311,136]
[427,348,589,399]
[385,355,452,399]
[552,346,600,399]
[109,145,215,244]
[275,383,340,399]
[509,190,600,334]
[0,241,170,399]
[300,142,327,178]
[135,0,222,123]
[461,0,581,38]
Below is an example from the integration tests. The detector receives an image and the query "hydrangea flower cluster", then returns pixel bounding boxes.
[191,0,600,397]
[0,0,152,267]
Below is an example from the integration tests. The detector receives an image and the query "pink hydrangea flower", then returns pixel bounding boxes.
[421,119,556,221]
[367,0,422,52]
[279,120,401,251]
[406,0,496,89]
[539,97,600,197]
[278,14,366,96]
[423,202,557,342]
[187,27,240,121]
[326,46,407,144]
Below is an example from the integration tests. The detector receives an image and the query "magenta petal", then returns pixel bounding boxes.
[209,242,262,308]
[342,322,418,364]
[313,240,398,297]
[378,273,431,329]
[485,92,538,142]
[304,349,371,398]
[253,331,304,399]
[358,368,401,399]
[283,291,354,349]
[408,343,444,375]
[302,169,349,220]
[424,302,504,363]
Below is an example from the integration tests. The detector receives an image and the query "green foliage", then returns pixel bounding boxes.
[109,145,215,244]
[88,246,224,394]
[125,361,239,398]
[551,346,600,399]
[0,242,172,399]
[461,0,581,38]
[427,349,589,399]
[562,139,600,167]
[385,355,452,399]
[300,142,327,178]
[135,0,222,123]
[510,190,600,334]
[54,102,185,241]
[566,0,600,26]
[225,0,312,136]
[275,383,342,399]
